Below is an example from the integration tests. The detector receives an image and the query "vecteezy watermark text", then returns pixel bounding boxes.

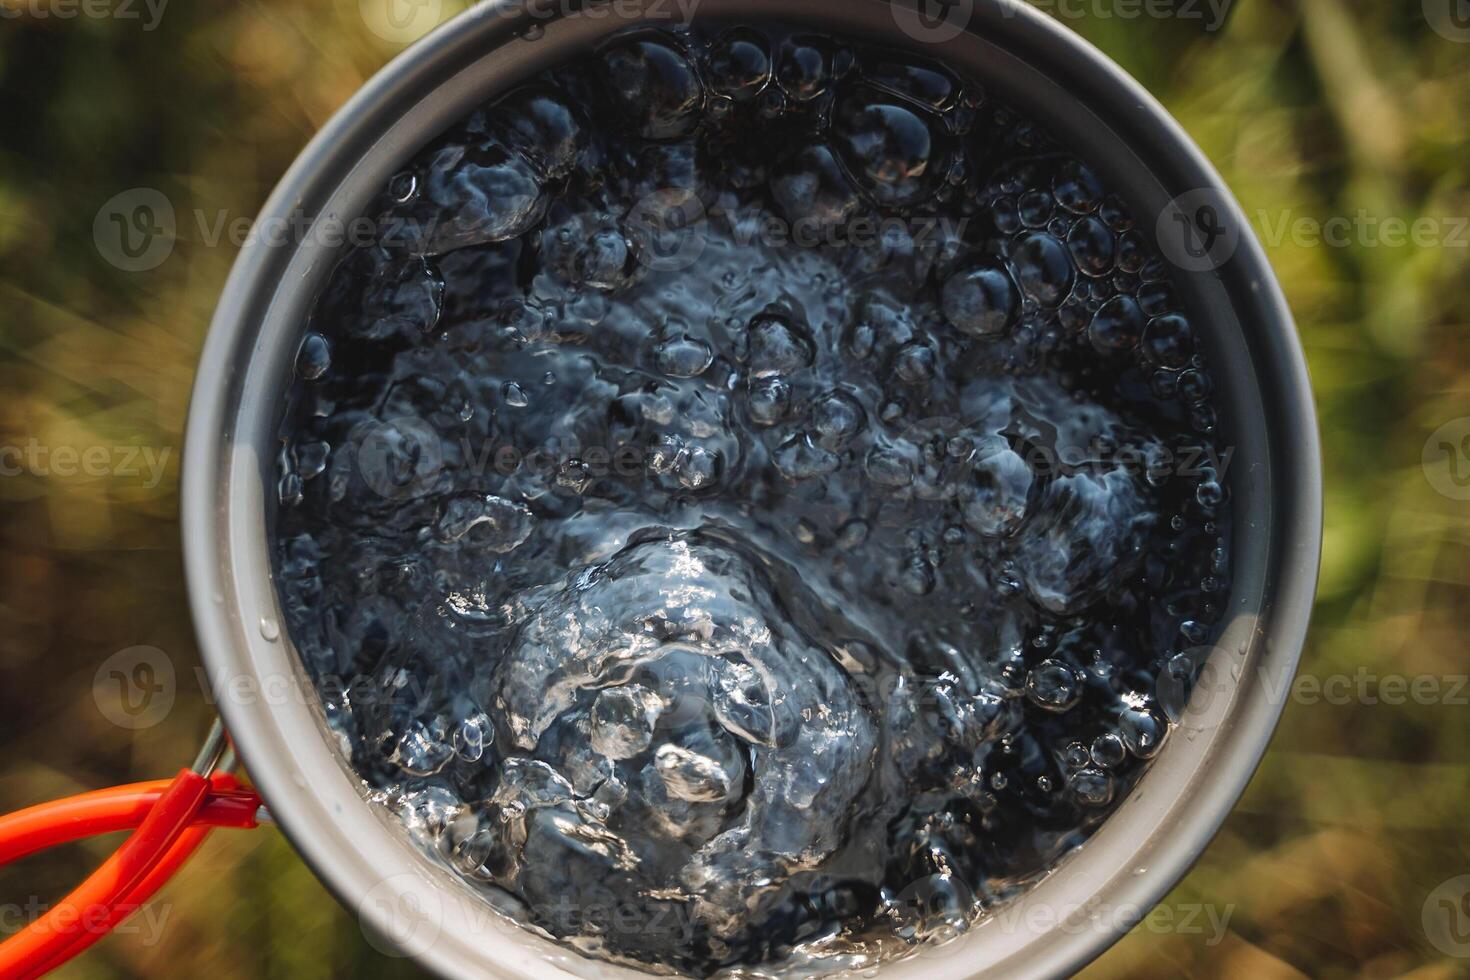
[1156,189,1470,272]
[627,192,970,273]
[360,0,703,44]
[0,898,173,947]
[1255,209,1470,250]
[990,897,1235,945]
[894,0,1234,45]
[93,187,451,272]
[1158,647,1470,737]
[342,415,1233,503]
[0,0,167,30]
[0,439,170,488]
[1022,0,1234,32]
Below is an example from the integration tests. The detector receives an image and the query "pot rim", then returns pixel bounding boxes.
[182,2,1322,978]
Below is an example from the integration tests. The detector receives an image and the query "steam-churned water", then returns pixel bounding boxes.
[272,22,1232,976]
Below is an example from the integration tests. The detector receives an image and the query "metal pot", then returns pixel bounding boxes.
[182,1,1322,976]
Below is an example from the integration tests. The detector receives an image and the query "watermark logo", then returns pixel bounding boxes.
[1156,188,1240,273]
[1423,876,1470,957]
[892,0,974,44]
[1424,0,1470,43]
[93,188,175,272]
[360,0,443,43]
[1154,643,1238,734]
[359,874,444,957]
[354,416,445,501]
[626,190,710,274]
[1423,417,1470,501]
[93,645,175,730]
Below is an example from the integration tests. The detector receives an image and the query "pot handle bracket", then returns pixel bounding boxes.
[0,719,267,978]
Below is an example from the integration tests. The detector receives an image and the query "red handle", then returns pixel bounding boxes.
[0,770,263,978]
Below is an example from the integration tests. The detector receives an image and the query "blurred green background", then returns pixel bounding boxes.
[1,0,1467,977]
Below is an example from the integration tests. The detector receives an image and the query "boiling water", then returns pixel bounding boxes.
[272,22,1232,976]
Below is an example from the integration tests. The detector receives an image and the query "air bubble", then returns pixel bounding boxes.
[1007,232,1075,308]
[1142,313,1194,369]
[1090,732,1126,768]
[837,519,870,549]
[295,333,331,381]
[502,381,530,408]
[746,311,815,376]
[1025,660,1082,712]
[942,266,1017,337]
[1088,295,1144,354]
[434,493,535,553]
[1071,768,1114,806]
[775,35,835,101]
[1119,706,1166,759]
[810,390,866,449]
[654,335,715,378]
[677,446,722,490]
[1066,215,1116,277]
[771,144,862,232]
[993,196,1022,234]
[1137,281,1178,317]
[963,446,1032,537]
[600,37,705,140]
[866,447,914,488]
[893,342,937,384]
[833,92,944,207]
[1019,191,1053,227]
[1178,368,1212,402]
[865,56,959,111]
[774,433,840,481]
[747,376,793,426]
[493,86,584,179]
[1053,160,1103,214]
[402,141,545,254]
[709,28,772,101]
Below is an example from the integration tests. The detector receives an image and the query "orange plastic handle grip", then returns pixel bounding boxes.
[0,771,262,979]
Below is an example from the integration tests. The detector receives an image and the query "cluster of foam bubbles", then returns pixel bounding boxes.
[272,23,1232,976]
